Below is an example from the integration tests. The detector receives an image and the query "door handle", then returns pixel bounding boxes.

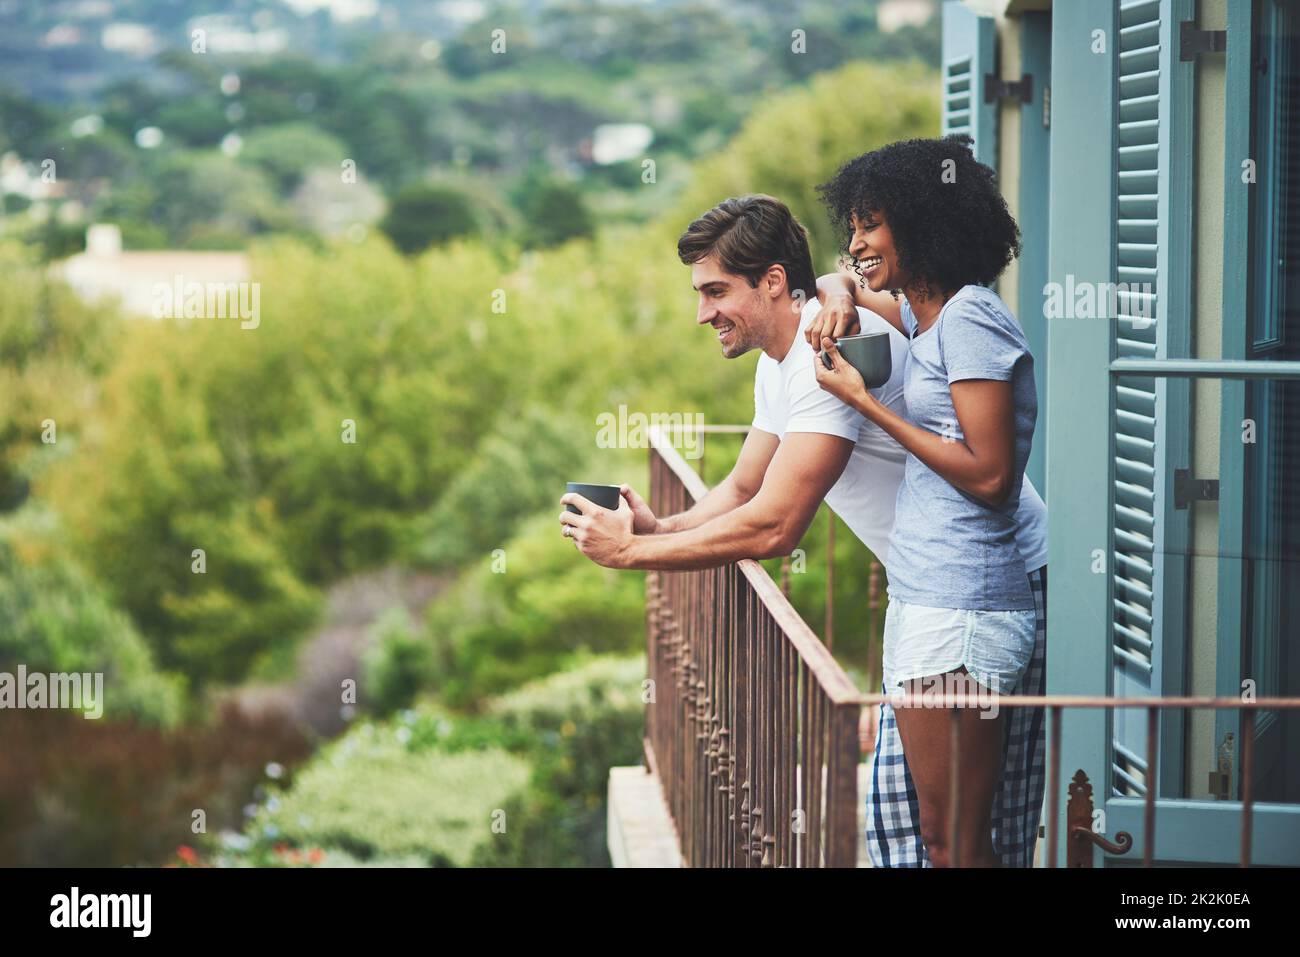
[1066,769,1135,867]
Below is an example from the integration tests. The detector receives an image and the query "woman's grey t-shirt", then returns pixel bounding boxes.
[888,285,1038,611]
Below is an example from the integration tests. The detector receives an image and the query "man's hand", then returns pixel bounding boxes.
[619,483,659,534]
[805,292,860,347]
[558,493,636,567]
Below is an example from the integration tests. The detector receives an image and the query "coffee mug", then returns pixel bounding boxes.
[820,332,892,389]
[565,482,622,514]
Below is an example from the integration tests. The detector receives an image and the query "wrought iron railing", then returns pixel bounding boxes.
[642,425,1300,868]
[645,428,862,866]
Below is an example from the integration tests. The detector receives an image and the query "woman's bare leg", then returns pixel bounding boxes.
[892,666,1005,867]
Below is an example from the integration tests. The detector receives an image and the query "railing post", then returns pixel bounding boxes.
[825,508,835,652]
[826,700,861,867]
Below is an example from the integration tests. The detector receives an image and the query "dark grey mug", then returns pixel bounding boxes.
[821,332,892,388]
[565,482,622,514]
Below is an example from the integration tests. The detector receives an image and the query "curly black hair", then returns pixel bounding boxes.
[816,135,1021,299]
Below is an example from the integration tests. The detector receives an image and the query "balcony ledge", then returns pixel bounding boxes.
[607,764,875,867]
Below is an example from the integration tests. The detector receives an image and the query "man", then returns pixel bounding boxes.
[559,194,1046,867]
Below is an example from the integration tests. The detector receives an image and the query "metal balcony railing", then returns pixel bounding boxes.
[643,426,1300,868]
[645,428,862,867]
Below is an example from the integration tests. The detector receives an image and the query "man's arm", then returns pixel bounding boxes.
[650,427,779,533]
[565,431,853,571]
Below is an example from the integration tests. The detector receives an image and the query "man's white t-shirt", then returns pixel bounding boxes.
[751,299,1047,572]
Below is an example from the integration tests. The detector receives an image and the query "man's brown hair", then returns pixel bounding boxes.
[676,194,817,300]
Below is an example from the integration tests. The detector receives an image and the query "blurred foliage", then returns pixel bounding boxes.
[236,123,350,194]
[412,406,590,570]
[0,242,120,511]
[360,606,431,718]
[472,654,644,867]
[101,151,289,248]
[514,173,595,249]
[380,182,481,253]
[0,509,184,727]
[0,702,313,867]
[1,2,938,250]
[425,515,644,710]
[240,718,530,867]
[223,654,642,868]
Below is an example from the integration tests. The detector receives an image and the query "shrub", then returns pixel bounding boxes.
[472,654,645,866]
[239,719,530,867]
[361,606,435,717]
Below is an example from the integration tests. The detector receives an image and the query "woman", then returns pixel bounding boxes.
[810,135,1044,868]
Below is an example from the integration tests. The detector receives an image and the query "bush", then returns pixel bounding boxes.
[223,654,644,868]
[0,243,120,511]
[47,237,523,685]
[516,175,594,249]
[472,655,645,867]
[0,703,313,867]
[361,606,434,717]
[238,718,530,867]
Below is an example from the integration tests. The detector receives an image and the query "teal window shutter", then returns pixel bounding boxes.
[941,0,998,167]
[1111,0,1196,799]
[1112,0,1164,685]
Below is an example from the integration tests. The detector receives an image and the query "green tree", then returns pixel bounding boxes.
[239,123,350,194]
[517,176,593,248]
[379,182,481,253]
[412,407,588,569]
[0,512,184,727]
[0,244,119,510]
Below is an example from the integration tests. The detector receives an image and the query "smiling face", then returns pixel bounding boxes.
[691,254,774,359]
[847,210,906,294]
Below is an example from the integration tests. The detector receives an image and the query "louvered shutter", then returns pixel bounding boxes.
[1111,0,1193,797]
[941,1,998,167]
[1112,0,1161,686]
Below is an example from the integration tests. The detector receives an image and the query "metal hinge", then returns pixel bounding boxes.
[983,72,1033,104]
[1042,84,1051,129]
[1208,732,1235,800]
[1174,468,1219,509]
[1180,20,1226,61]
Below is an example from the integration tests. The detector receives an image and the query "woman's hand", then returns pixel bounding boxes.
[805,292,860,347]
[813,336,877,415]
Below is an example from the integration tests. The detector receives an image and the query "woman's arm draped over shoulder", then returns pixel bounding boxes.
[808,267,906,343]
